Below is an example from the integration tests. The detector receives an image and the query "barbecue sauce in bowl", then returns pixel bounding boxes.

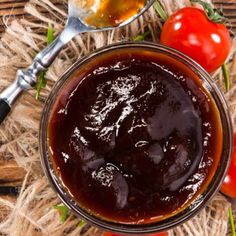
[47,47,223,224]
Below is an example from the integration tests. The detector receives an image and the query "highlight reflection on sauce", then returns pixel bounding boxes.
[72,0,147,27]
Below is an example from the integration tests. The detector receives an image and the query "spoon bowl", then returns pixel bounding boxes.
[0,0,154,123]
[69,0,153,29]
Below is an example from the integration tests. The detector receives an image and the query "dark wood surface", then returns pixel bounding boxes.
[0,0,235,204]
[0,0,29,33]
[0,0,236,33]
[0,0,66,34]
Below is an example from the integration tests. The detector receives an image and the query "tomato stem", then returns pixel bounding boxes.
[191,0,226,24]
[222,63,231,92]
[153,0,168,22]
[229,207,236,236]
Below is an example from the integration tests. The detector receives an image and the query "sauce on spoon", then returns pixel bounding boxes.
[72,0,147,27]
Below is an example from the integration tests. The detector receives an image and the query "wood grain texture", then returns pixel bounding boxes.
[0,195,16,221]
[0,0,27,31]
[0,0,236,33]
[214,0,236,33]
[0,0,234,185]
[0,0,65,34]
[0,160,25,187]
[0,0,235,194]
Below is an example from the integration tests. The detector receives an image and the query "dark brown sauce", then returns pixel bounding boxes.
[48,48,223,224]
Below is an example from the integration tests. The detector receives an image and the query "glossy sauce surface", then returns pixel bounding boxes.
[72,0,146,27]
[48,49,222,224]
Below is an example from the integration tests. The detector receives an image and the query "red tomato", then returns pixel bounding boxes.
[102,232,169,236]
[102,233,120,236]
[160,7,231,73]
[220,133,236,198]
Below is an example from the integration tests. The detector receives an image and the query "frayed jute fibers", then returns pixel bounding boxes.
[0,0,236,235]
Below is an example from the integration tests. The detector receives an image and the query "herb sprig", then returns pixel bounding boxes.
[35,24,54,99]
[133,30,151,41]
[222,63,231,92]
[229,207,236,236]
[53,203,86,227]
[53,204,69,223]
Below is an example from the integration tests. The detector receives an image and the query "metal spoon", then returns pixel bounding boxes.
[0,0,154,124]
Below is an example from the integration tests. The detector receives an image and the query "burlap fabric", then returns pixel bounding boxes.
[0,0,235,235]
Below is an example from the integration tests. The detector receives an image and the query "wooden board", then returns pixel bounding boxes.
[0,0,65,34]
[0,0,235,195]
[0,0,235,196]
[0,0,236,34]
[0,0,28,33]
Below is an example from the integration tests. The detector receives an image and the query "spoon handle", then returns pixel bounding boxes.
[0,17,84,124]
[35,35,66,69]
[0,100,10,124]
[0,60,44,124]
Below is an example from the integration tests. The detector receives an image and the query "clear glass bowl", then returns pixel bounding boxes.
[39,42,233,234]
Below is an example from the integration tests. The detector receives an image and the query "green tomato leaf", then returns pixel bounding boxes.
[191,0,227,24]
[53,204,70,223]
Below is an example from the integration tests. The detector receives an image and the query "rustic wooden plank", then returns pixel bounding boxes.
[0,0,27,33]
[0,0,66,33]
[213,1,236,31]
[214,0,236,3]
[0,0,235,195]
[0,187,19,195]
[0,0,28,15]
[0,2,26,10]
[0,195,16,221]
[0,7,25,16]
[0,1,235,32]
[0,160,25,187]
[0,0,65,17]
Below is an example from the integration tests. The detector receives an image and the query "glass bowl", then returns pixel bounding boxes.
[39,42,233,234]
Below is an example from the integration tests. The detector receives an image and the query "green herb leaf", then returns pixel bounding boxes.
[229,207,236,236]
[133,30,151,41]
[53,204,70,223]
[153,0,168,22]
[222,63,231,92]
[35,24,54,99]
[35,71,46,100]
[47,24,54,45]
[191,0,226,23]
[78,220,86,228]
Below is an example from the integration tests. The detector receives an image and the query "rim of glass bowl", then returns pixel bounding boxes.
[39,42,233,234]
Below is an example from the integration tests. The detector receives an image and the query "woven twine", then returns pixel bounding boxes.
[0,0,236,235]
